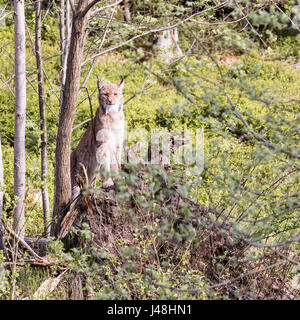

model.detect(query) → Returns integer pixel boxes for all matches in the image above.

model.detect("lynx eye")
[114,93,118,96]
[103,93,109,96]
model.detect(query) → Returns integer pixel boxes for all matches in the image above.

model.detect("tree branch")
[80,0,122,19]
[68,0,75,15]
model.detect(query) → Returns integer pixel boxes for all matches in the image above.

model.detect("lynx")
[70,77,125,201]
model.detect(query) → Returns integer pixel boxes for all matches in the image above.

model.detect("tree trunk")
[35,0,51,237]
[59,0,71,90]
[123,0,131,23]
[59,0,65,90]
[0,136,3,222]
[13,0,26,238]
[51,0,93,237]
[0,136,6,256]
[65,0,71,80]
[154,27,183,63]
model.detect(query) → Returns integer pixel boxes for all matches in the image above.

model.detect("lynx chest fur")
[71,78,125,200]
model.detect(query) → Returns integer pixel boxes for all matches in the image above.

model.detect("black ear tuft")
[97,75,102,91]
[119,75,124,89]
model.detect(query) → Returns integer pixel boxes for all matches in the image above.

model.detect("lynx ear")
[119,75,124,90]
[97,76,102,91]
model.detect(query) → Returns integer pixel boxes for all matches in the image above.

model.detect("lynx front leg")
[96,129,115,189]
[111,146,121,174]
[96,143,114,189]
[109,146,122,190]
[112,131,123,174]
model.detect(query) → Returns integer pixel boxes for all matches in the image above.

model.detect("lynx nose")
[108,98,115,105]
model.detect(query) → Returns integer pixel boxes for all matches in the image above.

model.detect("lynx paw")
[102,178,114,190]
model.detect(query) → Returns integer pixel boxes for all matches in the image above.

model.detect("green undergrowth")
[0,19,299,299]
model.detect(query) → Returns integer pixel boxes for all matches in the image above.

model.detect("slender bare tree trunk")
[65,0,71,81]
[0,136,3,221]
[13,0,26,238]
[123,0,131,22]
[59,0,71,90]
[154,27,182,63]
[52,0,94,237]
[59,0,65,91]
[0,136,6,256]
[35,0,50,237]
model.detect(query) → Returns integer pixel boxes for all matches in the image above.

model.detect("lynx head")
[97,76,124,115]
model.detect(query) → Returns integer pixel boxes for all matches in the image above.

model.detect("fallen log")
[24,236,49,257]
